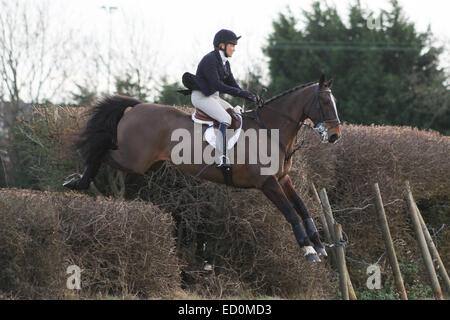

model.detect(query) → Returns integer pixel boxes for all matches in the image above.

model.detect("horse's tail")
[75,95,143,166]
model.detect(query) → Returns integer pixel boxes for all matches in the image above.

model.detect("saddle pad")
[191,113,214,127]
[204,114,242,150]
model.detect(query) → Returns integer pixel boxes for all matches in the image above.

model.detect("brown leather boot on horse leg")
[63,75,341,263]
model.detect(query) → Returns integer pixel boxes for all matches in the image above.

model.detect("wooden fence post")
[413,202,450,296]
[318,188,357,300]
[404,181,444,300]
[311,183,333,245]
[311,183,338,267]
[334,223,349,300]
[373,183,408,300]
[318,189,337,242]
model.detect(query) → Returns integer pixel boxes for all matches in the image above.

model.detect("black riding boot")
[216,122,231,168]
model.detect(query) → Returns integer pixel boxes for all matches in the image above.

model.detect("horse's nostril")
[329,134,339,143]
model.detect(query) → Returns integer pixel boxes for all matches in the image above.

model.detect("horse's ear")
[327,78,334,88]
[319,74,326,87]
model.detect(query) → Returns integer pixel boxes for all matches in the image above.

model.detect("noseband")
[308,85,341,142]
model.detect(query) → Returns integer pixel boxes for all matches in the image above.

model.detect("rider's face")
[220,43,235,57]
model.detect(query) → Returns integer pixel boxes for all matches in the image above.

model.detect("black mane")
[265,82,316,105]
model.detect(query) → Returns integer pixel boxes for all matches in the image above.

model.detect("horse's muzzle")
[327,123,341,144]
[328,133,340,144]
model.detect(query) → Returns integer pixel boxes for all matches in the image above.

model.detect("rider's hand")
[233,105,243,114]
[240,90,257,102]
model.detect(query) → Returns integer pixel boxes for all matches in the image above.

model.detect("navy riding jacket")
[194,50,242,97]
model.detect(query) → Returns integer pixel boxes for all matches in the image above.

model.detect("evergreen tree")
[114,73,149,101]
[71,83,97,106]
[155,78,192,107]
[225,71,266,110]
[264,0,449,134]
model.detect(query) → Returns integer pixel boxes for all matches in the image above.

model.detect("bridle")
[304,85,341,142]
[250,83,341,141]
[241,83,341,164]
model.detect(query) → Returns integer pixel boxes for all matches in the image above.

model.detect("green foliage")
[398,260,434,299]
[71,83,97,106]
[399,261,419,275]
[352,260,434,300]
[355,287,397,300]
[225,71,266,110]
[264,0,449,134]
[114,73,149,101]
[408,282,434,300]
[154,78,192,106]
[9,106,81,190]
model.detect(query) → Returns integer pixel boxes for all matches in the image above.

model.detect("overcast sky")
[26,0,450,98]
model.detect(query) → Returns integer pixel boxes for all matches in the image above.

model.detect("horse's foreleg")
[261,176,321,262]
[279,175,327,257]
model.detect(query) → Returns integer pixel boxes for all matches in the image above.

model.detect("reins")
[194,83,339,180]
[242,84,339,164]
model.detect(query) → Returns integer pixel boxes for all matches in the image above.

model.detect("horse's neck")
[258,88,310,148]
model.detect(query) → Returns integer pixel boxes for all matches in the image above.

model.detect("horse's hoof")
[62,173,81,190]
[305,253,321,263]
[304,246,321,262]
[315,247,328,257]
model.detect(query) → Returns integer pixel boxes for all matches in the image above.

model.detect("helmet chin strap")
[221,44,230,57]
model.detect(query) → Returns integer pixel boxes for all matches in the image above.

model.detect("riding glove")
[239,90,257,102]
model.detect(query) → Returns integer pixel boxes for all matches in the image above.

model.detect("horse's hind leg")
[63,149,146,190]
[105,150,138,173]
[279,175,327,257]
[261,175,321,262]
[78,161,102,189]
[106,149,148,174]
[63,161,101,190]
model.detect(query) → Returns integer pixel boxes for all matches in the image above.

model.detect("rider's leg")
[215,95,233,110]
[191,91,232,166]
[216,122,230,167]
[191,91,232,125]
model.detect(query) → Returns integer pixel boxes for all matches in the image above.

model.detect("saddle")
[192,108,241,130]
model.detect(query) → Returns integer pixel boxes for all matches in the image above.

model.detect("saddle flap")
[192,108,241,130]
[195,109,216,122]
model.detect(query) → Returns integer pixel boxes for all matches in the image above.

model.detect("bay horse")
[64,74,341,262]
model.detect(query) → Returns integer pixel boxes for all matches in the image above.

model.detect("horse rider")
[185,29,258,168]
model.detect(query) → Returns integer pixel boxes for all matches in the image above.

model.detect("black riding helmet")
[213,29,241,57]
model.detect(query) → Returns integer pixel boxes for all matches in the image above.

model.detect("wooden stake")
[318,188,357,300]
[318,189,337,241]
[373,183,408,300]
[413,202,450,296]
[311,183,338,268]
[311,183,332,243]
[404,181,444,300]
[334,223,349,300]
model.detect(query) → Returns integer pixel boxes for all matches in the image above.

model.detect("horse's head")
[305,74,342,144]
